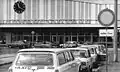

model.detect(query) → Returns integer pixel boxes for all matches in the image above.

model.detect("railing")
[0,19,98,24]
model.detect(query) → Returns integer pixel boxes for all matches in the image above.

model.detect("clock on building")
[13,1,26,14]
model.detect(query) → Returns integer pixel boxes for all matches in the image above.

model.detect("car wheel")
[79,66,82,72]
[87,67,91,72]
[93,62,99,68]
[22,46,25,49]
[8,45,11,48]
[90,68,92,72]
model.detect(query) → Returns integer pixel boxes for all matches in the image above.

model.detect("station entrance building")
[0,0,120,47]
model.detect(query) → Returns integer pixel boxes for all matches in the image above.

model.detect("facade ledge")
[0,23,115,28]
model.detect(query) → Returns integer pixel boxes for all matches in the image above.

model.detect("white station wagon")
[8,48,81,72]
[67,47,93,72]
[80,45,98,67]
[86,44,106,61]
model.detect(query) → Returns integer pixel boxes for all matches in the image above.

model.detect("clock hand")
[17,3,24,10]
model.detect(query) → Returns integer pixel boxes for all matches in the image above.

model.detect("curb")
[0,61,12,66]
[0,56,15,66]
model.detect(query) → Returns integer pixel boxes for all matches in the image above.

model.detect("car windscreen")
[16,53,53,66]
[71,50,87,58]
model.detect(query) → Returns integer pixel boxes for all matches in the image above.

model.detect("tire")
[79,66,82,72]
[22,46,25,49]
[87,67,91,72]
[93,62,99,68]
[8,45,11,48]
[90,68,92,72]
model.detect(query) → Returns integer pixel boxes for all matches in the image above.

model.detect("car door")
[89,48,96,63]
[86,50,93,68]
[64,51,79,72]
[57,52,71,72]
[93,47,98,61]
[68,51,79,72]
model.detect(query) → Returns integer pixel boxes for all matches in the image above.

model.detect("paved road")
[0,48,19,72]
[0,47,19,55]
[0,63,11,72]
[100,50,120,72]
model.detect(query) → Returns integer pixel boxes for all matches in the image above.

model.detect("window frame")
[57,52,66,66]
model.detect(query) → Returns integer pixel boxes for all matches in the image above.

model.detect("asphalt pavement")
[99,48,120,72]
[0,54,16,66]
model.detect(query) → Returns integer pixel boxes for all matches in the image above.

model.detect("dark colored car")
[34,41,59,48]
[60,41,79,48]
[7,40,31,48]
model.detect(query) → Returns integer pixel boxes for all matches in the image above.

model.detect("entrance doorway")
[72,36,77,41]
[65,36,70,42]
[52,35,57,42]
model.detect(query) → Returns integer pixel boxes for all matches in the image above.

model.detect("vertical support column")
[43,33,44,41]
[31,31,35,47]
[5,32,11,44]
[64,33,65,43]
[90,33,93,44]
[71,32,72,41]
[113,0,118,62]
[106,27,108,72]
[50,32,52,42]
[36,33,38,42]
[77,33,79,42]
[56,32,58,43]
[84,33,86,42]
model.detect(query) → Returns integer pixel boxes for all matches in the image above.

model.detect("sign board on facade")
[99,29,114,37]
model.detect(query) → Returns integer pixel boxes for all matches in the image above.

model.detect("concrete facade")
[0,0,119,47]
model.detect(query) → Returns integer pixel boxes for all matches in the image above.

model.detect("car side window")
[90,48,94,54]
[94,47,97,54]
[88,50,91,57]
[64,51,71,62]
[58,52,66,65]
[68,51,74,61]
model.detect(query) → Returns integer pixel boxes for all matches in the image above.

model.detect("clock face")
[14,1,26,14]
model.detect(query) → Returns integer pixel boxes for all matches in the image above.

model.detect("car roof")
[81,45,97,48]
[82,44,100,47]
[18,48,69,53]
[66,47,88,51]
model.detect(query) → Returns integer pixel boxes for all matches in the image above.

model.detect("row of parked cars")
[7,40,60,48]
[8,41,106,72]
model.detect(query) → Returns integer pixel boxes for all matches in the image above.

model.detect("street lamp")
[31,31,35,47]
[113,0,118,62]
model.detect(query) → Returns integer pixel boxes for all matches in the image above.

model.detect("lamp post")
[31,31,35,47]
[113,0,118,62]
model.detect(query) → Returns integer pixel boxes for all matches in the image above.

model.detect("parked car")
[80,45,99,68]
[8,48,82,72]
[0,40,6,44]
[98,44,106,61]
[67,47,93,72]
[34,41,59,48]
[84,44,106,61]
[60,41,79,48]
[7,40,31,48]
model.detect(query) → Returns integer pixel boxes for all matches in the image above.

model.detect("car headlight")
[8,69,13,72]
[81,62,86,66]
[8,67,13,72]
